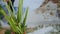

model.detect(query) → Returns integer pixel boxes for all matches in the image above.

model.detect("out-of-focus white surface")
[28,26,58,34]
[26,1,59,28]
[14,0,44,10]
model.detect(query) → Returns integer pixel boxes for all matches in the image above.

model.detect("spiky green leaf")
[17,0,23,23]
[0,8,18,32]
[23,7,28,26]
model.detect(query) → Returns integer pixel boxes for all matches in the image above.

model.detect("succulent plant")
[0,0,28,34]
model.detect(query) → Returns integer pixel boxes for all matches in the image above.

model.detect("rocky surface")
[26,1,60,27]
[27,0,60,34]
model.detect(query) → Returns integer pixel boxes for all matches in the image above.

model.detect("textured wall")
[26,1,60,27]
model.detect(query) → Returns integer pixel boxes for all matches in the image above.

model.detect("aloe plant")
[0,0,28,34]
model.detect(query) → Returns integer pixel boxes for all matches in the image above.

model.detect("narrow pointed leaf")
[8,0,15,14]
[17,0,23,23]
[6,4,17,24]
[0,8,18,32]
[23,7,28,26]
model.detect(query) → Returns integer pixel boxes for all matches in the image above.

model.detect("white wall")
[14,0,44,10]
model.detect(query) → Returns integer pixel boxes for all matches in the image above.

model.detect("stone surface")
[26,1,60,28]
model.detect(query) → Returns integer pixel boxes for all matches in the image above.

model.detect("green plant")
[0,0,28,34]
[5,30,11,34]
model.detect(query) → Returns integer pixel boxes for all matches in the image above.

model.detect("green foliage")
[0,0,28,34]
[0,5,3,19]
[0,13,3,19]
[5,30,11,34]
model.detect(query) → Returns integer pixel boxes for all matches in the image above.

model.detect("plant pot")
[11,31,26,34]
[11,32,15,34]
[24,31,26,34]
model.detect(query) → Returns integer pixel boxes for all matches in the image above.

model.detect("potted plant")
[0,0,28,34]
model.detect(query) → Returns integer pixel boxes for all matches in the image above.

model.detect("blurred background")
[0,0,60,34]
